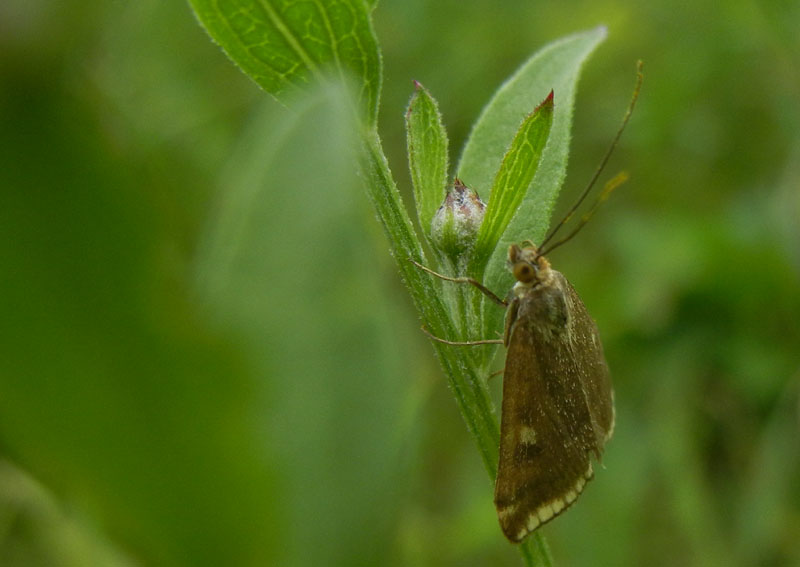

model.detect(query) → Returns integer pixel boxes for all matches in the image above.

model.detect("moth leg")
[420,326,503,346]
[487,368,504,381]
[409,259,507,306]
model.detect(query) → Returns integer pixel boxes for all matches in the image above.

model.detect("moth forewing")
[494,245,613,542]
[560,275,615,449]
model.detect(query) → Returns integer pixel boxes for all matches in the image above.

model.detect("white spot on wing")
[537,503,555,523]
[526,514,540,534]
[497,503,517,520]
[511,457,597,541]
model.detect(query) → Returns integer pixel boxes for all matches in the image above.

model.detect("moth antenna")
[537,61,643,255]
[538,171,628,257]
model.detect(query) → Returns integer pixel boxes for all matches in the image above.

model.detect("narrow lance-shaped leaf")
[406,81,449,237]
[194,84,410,564]
[188,0,382,125]
[469,92,553,276]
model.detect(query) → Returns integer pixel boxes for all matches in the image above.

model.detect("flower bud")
[430,179,486,261]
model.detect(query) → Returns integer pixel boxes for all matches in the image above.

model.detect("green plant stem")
[360,129,553,567]
[360,128,500,474]
[522,533,554,567]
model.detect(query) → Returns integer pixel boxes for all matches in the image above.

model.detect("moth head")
[508,243,551,286]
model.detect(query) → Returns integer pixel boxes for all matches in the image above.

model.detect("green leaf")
[457,26,607,336]
[469,92,553,274]
[458,26,606,203]
[188,0,382,125]
[406,81,449,236]
[195,83,410,564]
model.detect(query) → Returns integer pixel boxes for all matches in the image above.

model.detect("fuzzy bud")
[430,179,486,261]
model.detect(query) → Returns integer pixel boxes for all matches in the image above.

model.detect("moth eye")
[513,262,536,283]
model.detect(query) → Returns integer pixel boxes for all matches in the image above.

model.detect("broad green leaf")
[0,79,407,566]
[195,83,410,565]
[458,27,606,203]
[188,0,382,125]
[406,81,449,236]
[457,26,607,336]
[470,92,553,274]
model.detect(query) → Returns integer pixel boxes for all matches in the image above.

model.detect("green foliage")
[2,1,799,566]
[195,85,409,565]
[469,93,553,278]
[189,3,608,564]
[188,0,382,125]
[406,81,449,237]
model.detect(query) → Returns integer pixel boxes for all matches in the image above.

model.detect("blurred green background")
[1,1,798,566]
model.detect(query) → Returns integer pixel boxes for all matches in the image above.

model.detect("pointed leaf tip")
[469,97,554,274]
[539,90,555,109]
[530,91,555,118]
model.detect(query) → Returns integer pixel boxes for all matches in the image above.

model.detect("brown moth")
[494,242,613,542]
[412,242,614,542]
